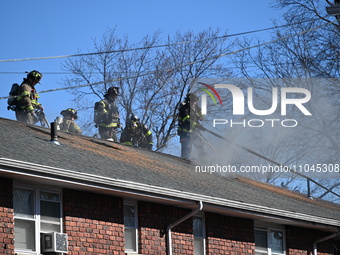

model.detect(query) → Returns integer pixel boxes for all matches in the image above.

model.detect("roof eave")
[0,157,339,231]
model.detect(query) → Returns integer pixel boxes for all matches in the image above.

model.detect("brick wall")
[138,202,257,255]
[63,189,125,255]
[0,177,14,255]
[1,181,337,255]
[205,212,255,255]
[286,226,335,255]
[138,201,193,255]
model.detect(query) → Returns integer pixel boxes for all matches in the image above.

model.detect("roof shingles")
[0,117,339,223]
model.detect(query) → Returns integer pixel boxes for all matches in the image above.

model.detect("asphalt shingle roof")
[0,117,339,225]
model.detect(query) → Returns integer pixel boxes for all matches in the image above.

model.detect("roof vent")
[50,122,60,145]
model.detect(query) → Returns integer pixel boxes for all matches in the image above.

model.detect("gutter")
[166,201,203,255]
[312,230,340,255]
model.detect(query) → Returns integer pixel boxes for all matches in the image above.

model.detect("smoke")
[190,78,340,184]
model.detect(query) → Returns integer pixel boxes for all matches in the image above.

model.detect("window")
[13,186,62,254]
[13,188,35,251]
[255,224,285,255]
[124,201,138,253]
[193,215,206,255]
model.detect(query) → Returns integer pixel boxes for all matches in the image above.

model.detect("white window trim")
[13,184,62,255]
[124,200,138,254]
[254,222,286,255]
[193,213,206,255]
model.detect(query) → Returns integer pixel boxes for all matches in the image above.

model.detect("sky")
[0,0,282,127]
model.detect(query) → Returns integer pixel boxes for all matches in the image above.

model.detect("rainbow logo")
[198,82,223,106]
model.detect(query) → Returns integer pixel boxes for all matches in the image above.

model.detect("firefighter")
[120,115,153,150]
[94,86,120,141]
[177,93,205,159]
[15,70,43,124]
[58,108,82,135]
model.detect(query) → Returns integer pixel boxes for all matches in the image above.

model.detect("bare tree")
[62,28,122,135]
[62,28,233,151]
[152,28,233,150]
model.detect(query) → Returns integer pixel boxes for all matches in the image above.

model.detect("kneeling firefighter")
[56,108,82,135]
[120,115,153,150]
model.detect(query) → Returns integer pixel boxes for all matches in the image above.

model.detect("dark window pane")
[270,230,283,253]
[255,229,268,252]
[40,191,59,201]
[14,188,34,218]
[124,205,136,227]
[41,201,60,222]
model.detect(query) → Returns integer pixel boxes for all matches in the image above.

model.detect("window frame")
[254,223,286,255]
[13,184,63,255]
[40,189,63,233]
[124,200,138,253]
[193,213,206,255]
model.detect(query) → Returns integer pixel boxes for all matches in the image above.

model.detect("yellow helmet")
[60,108,78,119]
[27,70,43,82]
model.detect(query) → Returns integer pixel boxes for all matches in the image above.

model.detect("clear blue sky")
[0,0,282,123]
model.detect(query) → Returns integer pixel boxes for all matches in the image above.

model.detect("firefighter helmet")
[186,93,198,102]
[107,86,119,95]
[27,70,43,83]
[130,115,139,122]
[60,108,78,119]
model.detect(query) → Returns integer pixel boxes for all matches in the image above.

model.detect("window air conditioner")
[41,232,68,253]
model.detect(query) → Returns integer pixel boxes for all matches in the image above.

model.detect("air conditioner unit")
[41,232,68,253]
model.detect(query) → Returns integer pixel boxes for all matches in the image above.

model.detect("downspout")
[166,201,203,255]
[312,230,340,255]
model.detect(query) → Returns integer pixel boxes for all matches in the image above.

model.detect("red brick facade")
[286,226,334,255]
[139,201,193,255]
[63,189,125,255]
[205,213,255,254]
[0,178,14,255]
[0,177,338,255]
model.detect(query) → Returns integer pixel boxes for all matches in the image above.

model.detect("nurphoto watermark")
[190,78,339,181]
